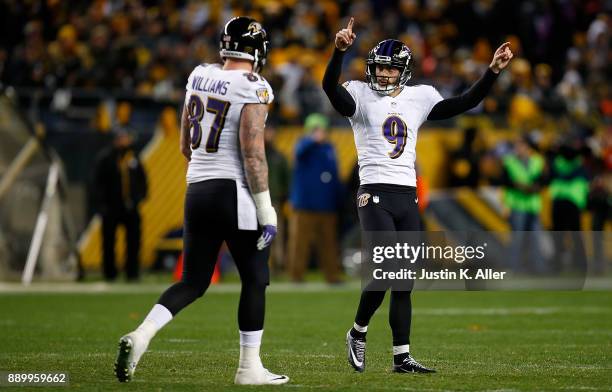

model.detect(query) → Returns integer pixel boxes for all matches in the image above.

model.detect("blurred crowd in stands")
[1,0,610,126]
[447,124,610,271]
[1,0,608,278]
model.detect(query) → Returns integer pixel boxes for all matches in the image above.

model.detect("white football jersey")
[185,63,274,184]
[344,80,443,187]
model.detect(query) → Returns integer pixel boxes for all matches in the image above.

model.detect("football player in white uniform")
[323,17,513,373]
[115,17,289,385]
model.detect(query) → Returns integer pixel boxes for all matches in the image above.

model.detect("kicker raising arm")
[426,69,498,121]
[322,49,357,117]
[427,42,513,121]
[322,17,357,117]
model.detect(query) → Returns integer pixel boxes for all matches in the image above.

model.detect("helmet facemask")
[251,40,269,73]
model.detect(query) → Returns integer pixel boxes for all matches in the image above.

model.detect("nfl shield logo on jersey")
[373,195,380,204]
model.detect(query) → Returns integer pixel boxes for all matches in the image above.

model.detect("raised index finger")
[498,42,510,51]
[347,17,354,32]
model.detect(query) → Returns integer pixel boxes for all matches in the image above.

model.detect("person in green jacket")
[501,135,547,273]
[549,142,589,273]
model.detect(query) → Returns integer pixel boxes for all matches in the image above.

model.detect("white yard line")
[1,279,612,294]
[414,306,612,316]
[0,281,360,294]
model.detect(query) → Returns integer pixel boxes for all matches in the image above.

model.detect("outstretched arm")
[427,42,513,121]
[322,17,357,117]
[427,69,498,120]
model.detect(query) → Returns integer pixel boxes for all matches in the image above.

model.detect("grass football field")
[0,284,611,391]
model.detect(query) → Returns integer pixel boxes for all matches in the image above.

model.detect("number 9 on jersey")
[382,115,408,159]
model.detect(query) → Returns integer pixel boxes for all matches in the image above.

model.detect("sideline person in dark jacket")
[93,130,147,281]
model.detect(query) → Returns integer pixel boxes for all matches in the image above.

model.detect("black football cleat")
[346,330,366,372]
[393,354,436,373]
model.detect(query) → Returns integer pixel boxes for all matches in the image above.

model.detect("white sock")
[239,329,263,347]
[136,304,173,341]
[393,344,410,355]
[353,323,368,333]
[239,330,264,369]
